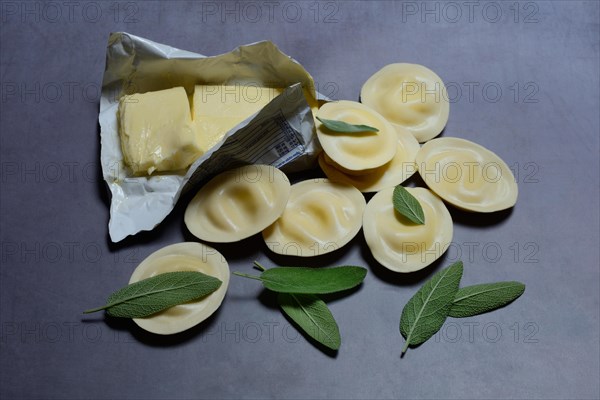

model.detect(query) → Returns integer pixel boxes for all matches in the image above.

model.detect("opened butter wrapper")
[99,32,322,242]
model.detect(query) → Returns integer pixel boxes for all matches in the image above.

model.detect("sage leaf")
[278,292,341,351]
[448,281,525,318]
[234,266,367,294]
[316,116,379,133]
[393,185,425,225]
[400,261,463,354]
[84,271,222,318]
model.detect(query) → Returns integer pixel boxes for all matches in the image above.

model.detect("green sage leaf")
[393,185,425,225]
[278,293,341,351]
[400,261,463,354]
[84,271,222,318]
[316,116,379,133]
[448,281,525,318]
[234,266,367,294]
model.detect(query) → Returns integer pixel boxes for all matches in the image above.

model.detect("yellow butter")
[193,85,285,151]
[118,87,202,175]
[193,85,319,152]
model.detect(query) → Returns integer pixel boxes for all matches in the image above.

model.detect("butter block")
[118,87,202,175]
[193,85,285,151]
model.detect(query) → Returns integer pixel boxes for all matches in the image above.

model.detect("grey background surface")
[1,1,599,399]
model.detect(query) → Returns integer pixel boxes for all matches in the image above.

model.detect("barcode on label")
[276,114,301,149]
[275,142,289,157]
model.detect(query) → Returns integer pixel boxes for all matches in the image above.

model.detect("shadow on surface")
[82,304,224,347]
[200,234,264,263]
[257,288,279,310]
[285,167,327,184]
[449,206,513,228]
[262,233,361,269]
[402,170,428,188]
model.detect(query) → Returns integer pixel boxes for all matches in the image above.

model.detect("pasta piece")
[363,187,453,273]
[361,63,449,143]
[185,165,291,242]
[415,137,518,212]
[263,179,366,257]
[318,126,420,192]
[316,101,397,172]
[129,242,230,335]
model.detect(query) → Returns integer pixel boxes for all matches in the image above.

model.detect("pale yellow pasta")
[316,101,397,172]
[263,179,366,257]
[185,165,291,242]
[129,242,230,335]
[363,187,453,273]
[415,137,518,212]
[361,63,449,143]
[318,126,420,193]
